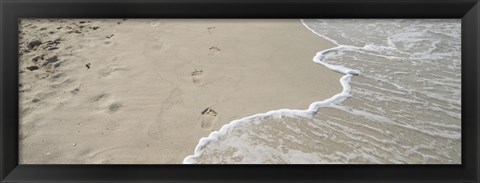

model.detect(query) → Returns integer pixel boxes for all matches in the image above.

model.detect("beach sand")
[19,19,341,164]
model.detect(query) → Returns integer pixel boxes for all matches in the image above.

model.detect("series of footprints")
[193,26,223,129]
[207,26,221,57]
[89,22,126,113]
[19,19,112,81]
[190,68,219,129]
[19,20,117,115]
[189,27,222,85]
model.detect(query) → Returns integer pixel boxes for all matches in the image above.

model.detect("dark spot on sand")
[27,40,42,49]
[67,30,81,34]
[79,21,86,24]
[26,66,39,71]
[108,103,122,112]
[32,98,40,103]
[46,56,58,62]
[46,39,61,46]
[32,55,44,62]
[209,46,221,51]
[106,34,114,39]
[91,26,100,30]
[43,56,59,66]
[86,63,91,70]
[71,88,80,94]
[92,94,108,102]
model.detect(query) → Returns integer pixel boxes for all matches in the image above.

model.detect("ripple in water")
[184,19,461,164]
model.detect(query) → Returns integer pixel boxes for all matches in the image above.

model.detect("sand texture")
[19,19,340,164]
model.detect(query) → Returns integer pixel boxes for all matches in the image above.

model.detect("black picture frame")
[1,0,479,182]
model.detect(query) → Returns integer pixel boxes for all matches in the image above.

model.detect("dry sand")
[19,19,340,164]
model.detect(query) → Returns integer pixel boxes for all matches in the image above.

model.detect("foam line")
[300,19,340,45]
[183,20,361,164]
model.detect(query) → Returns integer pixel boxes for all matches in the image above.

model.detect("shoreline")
[183,20,361,164]
[19,19,342,164]
[183,20,461,164]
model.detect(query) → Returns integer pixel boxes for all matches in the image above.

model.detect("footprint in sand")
[208,46,221,56]
[91,93,122,113]
[103,41,113,47]
[191,69,203,84]
[26,66,39,71]
[92,93,109,102]
[207,27,216,35]
[107,103,122,113]
[201,107,218,128]
[70,87,80,94]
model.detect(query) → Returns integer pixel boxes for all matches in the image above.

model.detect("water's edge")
[182,19,359,164]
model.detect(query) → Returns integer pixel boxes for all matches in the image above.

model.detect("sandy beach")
[19,19,341,164]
